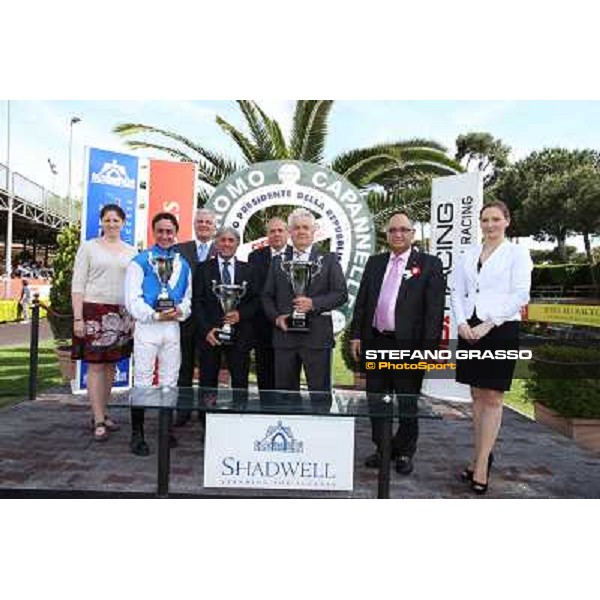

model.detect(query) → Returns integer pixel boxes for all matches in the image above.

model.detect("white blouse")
[450,241,533,327]
[72,239,137,305]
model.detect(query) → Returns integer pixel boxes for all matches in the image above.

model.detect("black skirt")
[455,315,520,392]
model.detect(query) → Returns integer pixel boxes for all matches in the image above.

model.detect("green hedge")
[340,325,360,374]
[525,344,600,418]
[532,264,600,289]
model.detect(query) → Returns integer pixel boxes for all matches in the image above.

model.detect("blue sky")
[2,100,600,198]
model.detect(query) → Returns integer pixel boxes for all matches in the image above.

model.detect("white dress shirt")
[271,246,287,259]
[450,241,533,327]
[292,245,313,261]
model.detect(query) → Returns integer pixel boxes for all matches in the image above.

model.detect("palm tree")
[114,100,462,230]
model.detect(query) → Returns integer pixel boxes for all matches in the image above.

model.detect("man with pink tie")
[350,213,445,475]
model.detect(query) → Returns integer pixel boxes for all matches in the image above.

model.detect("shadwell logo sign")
[204,414,354,491]
[254,421,304,453]
[91,159,136,189]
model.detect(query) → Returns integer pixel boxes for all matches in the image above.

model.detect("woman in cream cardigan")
[71,204,137,442]
[450,200,533,494]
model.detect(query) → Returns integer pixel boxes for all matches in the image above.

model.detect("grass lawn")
[0,341,63,409]
[504,379,534,419]
[332,343,354,387]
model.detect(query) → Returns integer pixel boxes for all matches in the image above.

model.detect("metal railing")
[0,161,74,221]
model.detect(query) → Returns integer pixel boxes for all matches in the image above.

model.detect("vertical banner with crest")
[73,147,140,392]
[147,160,197,244]
[422,172,483,401]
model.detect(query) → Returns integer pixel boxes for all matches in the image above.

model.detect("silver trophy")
[150,252,176,312]
[211,280,248,344]
[280,256,323,331]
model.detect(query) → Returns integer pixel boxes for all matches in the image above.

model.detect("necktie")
[373,255,403,332]
[222,260,231,284]
[197,243,207,262]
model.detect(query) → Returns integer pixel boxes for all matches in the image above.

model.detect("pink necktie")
[374,255,403,332]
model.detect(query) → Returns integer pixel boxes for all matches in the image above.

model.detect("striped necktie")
[222,260,232,284]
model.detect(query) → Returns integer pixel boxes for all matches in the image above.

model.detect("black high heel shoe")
[471,453,494,494]
[462,453,494,483]
[460,466,474,482]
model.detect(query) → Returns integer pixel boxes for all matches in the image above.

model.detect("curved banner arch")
[205,160,376,331]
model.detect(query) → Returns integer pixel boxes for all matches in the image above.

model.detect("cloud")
[450,100,518,131]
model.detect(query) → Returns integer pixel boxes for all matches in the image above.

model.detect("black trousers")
[177,324,199,387]
[176,324,199,421]
[198,344,251,413]
[254,344,276,391]
[365,333,423,458]
[199,344,250,387]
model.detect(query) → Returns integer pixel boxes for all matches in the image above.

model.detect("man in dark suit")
[248,217,289,392]
[193,226,258,394]
[262,208,348,393]
[175,209,217,426]
[350,212,445,475]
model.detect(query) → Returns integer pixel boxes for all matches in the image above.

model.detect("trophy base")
[286,315,310,332]
[216,329,235,345]
[155,297,175,312]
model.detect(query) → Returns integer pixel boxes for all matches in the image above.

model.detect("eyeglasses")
[387,227,414,235]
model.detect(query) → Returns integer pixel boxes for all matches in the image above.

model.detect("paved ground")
[0,320,51,346]
[1,388,599,498]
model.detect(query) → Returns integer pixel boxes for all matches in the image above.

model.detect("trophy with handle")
[280,256,323,331]
[211,280,248,344]
[150,252,176,312]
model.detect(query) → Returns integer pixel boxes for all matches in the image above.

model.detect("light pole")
[67,115,81,220]
[3,100,13,298]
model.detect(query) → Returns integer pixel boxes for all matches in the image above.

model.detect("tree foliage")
[48,224,80,342]
[114,101,462,231]
[490,148,600,256]
[455,131,511,187]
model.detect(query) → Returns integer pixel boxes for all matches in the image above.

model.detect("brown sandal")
[90,416,120,432]
[103,415,121,432]
[93,422,109,442]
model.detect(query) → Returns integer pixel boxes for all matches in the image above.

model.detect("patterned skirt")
[71,302,134,363]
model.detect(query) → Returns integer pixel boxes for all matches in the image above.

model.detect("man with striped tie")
[192,227,259,392]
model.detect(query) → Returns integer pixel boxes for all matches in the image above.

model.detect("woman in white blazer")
[450,200,533,494]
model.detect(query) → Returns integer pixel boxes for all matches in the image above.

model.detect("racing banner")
[146,160,196,244]
[423,172,483,401]
[74,148,140,392]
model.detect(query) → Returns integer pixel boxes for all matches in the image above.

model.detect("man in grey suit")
[175,208,217,427]
[262,208,348,392]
